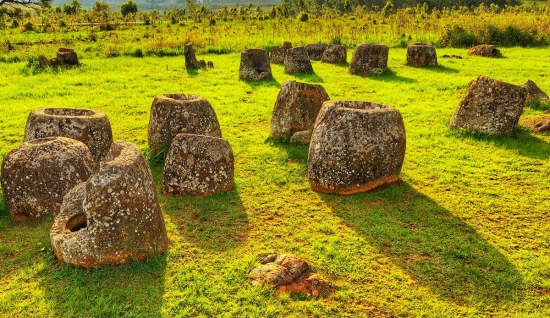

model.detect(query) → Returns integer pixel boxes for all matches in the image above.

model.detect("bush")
[23,21,33,32]
[59,20,68,28]
[121,0,138,17]
[297,12,308,22]
[11,20,19,29]
[132,47,144,57]
[440,26,477,47]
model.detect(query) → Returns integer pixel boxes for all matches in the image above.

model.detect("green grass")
[1,47,550,316]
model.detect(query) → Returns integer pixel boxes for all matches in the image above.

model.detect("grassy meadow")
[0,45,550,317]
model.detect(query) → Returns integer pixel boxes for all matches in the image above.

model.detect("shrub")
[297,12,308,22]
[132,47,144,57]
[59,20,68,28]
[440,26,477,47]
[23,21,33,32]
[11,20,19,29]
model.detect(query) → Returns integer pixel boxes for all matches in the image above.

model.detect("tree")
[120,0,138,17]
[0,0,49,9]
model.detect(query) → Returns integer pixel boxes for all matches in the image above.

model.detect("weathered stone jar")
[305,43,327,61]
[284,47,313,74]
[57,48,79,65]
[1,137,95,222]
[348,43,389,76]
[50,141,168,268]
[162,134,234,196]
[148,93,221,160]
[270,80,330,142]
[24,107,113,163]
[308,101,406,195]
[450,75,526,136]
[406,42,438,67]
[468,44,502,57]
[321,44,346,64]
[239,49,273,81]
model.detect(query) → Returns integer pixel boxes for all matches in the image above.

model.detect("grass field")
[0,47,550,317]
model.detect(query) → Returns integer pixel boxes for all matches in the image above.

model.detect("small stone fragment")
[1,137,95,222]
[284,47,313,74]
[290,130,312,145]
[50,141,168,268]
[406,42,437,67]
[270,80,330,141]
[38,55,51,67]
[207,61,214,68]
[24,108,113,163]
[308,101,406,195]
[248,253,329,297]
[198,60,207,68]
[522,79,549,104]
[348,43,389,76]
[239,49,273,81]
[520,116,550,133]
[450,75,526,136]
[162,134,234,196]
[148,93,222,160]
[321,44,346,64]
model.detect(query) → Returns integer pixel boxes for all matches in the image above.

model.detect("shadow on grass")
[421,64,460,73]
[186,67,200,76]
[265,138,309,169]
[367,68,416,84]
[319,182,523,306]
[290,71,324,83]
[40,253,167,317]
[449,126,550,159]
[151,165,249,252]
[243,77,281,89]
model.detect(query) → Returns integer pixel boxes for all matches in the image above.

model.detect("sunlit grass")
[0,47,549,316]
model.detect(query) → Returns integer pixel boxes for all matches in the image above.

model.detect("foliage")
[120,0,138,18]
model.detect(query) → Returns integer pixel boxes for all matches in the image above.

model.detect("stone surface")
[148,93,222,160]
[184,44,201,69]
[321,44,346,64]
[57,48,79,65]
[468,44,502,57]
[50,141,168,268]
[207,61,214,68]
[348,43,389,76]
[450,75,527,136]
[1,137,95,222]
[520,116,550,133]
[248,253,327,297]
[305,43,327,60]
[270,80,330,141]
[308,101,406,195]
[38,55,51,67]
[406,42,437,67]
[290,130,312,145]
[284,47,313,74]
[24,108,113,163]
[162,134,234,196]
[522,79,549,104]
[239,49,273,81]
[198,60,207,68]
[270,47,285,64]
